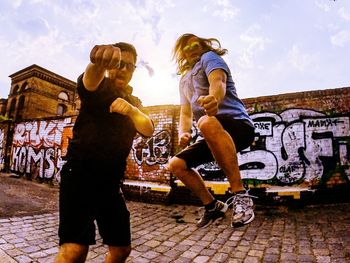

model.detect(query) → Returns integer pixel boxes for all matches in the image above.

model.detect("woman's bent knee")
[197,116,223,137]
[167,157,187,175]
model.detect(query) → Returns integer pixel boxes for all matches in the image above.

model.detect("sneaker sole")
[198,203,229,228]
[198,213,225,228]
[231,212,255,228]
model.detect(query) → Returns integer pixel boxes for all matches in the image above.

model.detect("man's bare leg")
[105,245,131,263]
[55,243,89,263]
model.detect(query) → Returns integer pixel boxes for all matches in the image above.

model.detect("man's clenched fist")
[90,45,121,70]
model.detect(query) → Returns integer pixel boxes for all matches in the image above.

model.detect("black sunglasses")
[117,61,136,71]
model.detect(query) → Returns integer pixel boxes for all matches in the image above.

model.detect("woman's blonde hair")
[172,33,228,75]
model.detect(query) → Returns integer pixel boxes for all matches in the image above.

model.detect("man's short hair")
[113,42,137,63]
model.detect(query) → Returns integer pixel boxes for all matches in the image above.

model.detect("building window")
[13,85,20,94]
[21,82,28,91]
[58,92,69,101]
[18,95,25,110]
[16,95,25,120]
[9,98,16,119]
[57,104,67,116]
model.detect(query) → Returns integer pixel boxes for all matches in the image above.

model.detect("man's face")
[108,51,136,88]
[183,36,204,66]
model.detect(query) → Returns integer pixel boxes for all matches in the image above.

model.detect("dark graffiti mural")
[198,109,350,185]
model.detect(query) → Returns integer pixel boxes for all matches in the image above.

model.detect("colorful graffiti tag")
[10,118,73,183]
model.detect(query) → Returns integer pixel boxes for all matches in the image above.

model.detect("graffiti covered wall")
[3,87,350,190]
[126,106,176,183]
[0,121,11,171]
[9,117,75,184]
[196,109,350,187]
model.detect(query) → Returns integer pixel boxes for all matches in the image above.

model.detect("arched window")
[1,103,6,116]
[21,82,28,91]
[18,95,25,110]
[58,91,69,101]
[13,85,20,94]
[9,98,16,119]
[16,95,25,120]
[57,104,67,116]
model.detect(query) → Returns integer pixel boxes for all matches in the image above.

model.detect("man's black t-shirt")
[66,74,143,165]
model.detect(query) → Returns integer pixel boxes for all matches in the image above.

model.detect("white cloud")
[123,0,174,44]
[287,45,318,71]
[203,0,240,21]
[11,0,22,8]
[331,30,350,47]
[315,0,331,12]
[237,24,270,69]
[327,23,339,32]
[339,7,350,21]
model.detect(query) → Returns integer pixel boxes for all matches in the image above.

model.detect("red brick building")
[3,64,78,121]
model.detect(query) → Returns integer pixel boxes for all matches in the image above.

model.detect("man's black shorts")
[176,116,255,169]
[58,161,130,247]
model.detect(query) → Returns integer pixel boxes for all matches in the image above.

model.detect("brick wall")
[1,87,349,191]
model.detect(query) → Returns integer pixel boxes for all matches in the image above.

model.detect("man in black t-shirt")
[55,42,154,263]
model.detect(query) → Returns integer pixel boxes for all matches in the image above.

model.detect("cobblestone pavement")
[0,201,350,263]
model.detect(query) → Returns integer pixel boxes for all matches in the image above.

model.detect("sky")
[0,0,349,106]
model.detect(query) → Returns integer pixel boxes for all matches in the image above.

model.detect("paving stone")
[153,255,172,262]
[313,248,330,256]
[181,250,198,259]
[193,255,210,263]
[173,257,193,263]
[21,245,41,253]
[153,245,171,253]
[142,251,160,259]
[42,246,59,255]
[0,243,15,250]
[262,254,280,262]
[316,255,331,262]
[13,255,32,263]
[211,252,229,262]
[298,254,316,262]
[243,256,260,263]
[28,250,48,258]
[143,240,161,248]
[5,248,23,257]
[248,249,264,258]
[37,255,56,263]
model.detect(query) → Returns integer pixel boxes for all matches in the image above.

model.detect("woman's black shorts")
[176,117,255,169]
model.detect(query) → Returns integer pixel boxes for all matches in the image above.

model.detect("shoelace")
[225,191,258,208]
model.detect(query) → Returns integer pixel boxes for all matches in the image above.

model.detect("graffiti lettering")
[13,120,65,149]
[307,118,343,128]
[11,146,61,180]
[132,130,171,165]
